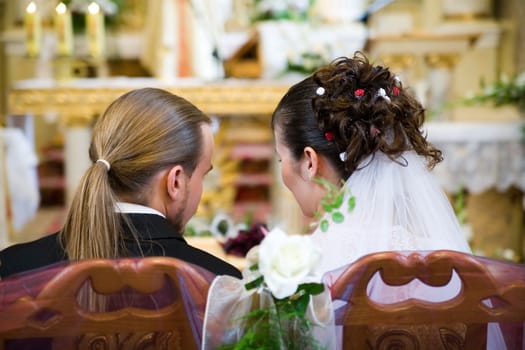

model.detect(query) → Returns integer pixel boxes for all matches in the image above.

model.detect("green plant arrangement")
[216,228,332,350]
[286,51,330,75]
[251,0,315,22]
[462,71,525,112]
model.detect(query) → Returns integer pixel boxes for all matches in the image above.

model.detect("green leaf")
[320,219,329,232]
[217,219,229,235]
[332,193,344,209]
[332,211,344,223]
[321,203,333,212]
[249,263,259,271]
[245,276,264,291]
[293,293,310,315]
[347,195,356,212]
[297,282,325,295]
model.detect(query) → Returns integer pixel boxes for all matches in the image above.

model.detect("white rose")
[258,228,321,299]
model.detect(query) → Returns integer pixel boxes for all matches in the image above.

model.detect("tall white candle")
[24,2,41,57]
[55,2,73,56]
[86,2,105,58]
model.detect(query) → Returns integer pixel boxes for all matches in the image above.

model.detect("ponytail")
[60,160,122,259]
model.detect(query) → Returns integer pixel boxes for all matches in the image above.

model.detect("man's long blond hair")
[59,88,210,260]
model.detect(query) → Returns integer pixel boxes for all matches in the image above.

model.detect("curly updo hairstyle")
[272,52,442,180]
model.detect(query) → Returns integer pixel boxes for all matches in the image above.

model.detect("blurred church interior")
[0,0,523,266]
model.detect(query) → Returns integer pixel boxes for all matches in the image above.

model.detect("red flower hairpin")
[324,132,334,141]
[354,89,365,97]
[393,86,400,96]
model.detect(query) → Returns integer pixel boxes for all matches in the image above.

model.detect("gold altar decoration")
[8,80,290,126]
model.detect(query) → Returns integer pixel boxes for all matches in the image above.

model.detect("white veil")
[311,150,506,350]
[311,150,471,276]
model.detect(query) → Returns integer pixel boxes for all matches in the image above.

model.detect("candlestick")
[86,2,105,58]
[55,2,73,57]
[24,1,42,57]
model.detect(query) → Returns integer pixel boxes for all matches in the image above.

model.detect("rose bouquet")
[203,228,336,350]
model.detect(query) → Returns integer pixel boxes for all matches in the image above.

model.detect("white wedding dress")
[310,151,506,350]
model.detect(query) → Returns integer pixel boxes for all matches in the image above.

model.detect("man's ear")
[166,165,187,201]
[301,146,319,181]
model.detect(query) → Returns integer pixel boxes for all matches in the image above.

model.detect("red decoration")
[354,89,365,97]
[393,86,400,96]
[324,132,334,141]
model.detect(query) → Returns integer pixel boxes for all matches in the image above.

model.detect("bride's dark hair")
[272,51,442,180]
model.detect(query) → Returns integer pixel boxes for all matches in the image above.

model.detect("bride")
[269,52,506,349]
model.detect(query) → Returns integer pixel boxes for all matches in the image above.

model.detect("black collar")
[123,213,187,242]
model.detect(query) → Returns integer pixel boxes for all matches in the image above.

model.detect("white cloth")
[426,121,525,194]
[114,202,165,218]
[3,128,40,231]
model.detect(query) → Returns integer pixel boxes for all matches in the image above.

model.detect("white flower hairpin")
[316,87,325,96]
[376,88,391,103]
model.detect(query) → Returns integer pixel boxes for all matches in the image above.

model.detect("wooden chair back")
[0,257,214,350]
[330,250,525,350]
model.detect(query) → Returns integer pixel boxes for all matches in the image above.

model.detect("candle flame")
[56,3,67,15]
[26,2,37,14]
[88,2,100,15]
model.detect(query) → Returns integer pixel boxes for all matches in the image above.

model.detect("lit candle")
[24,1,42,57]
[55,2,73,56]
[86,2,105,58]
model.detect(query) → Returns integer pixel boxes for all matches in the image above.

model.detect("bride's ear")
[301,146,319,181]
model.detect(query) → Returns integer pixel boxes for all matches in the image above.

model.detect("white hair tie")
[96,159,111,171]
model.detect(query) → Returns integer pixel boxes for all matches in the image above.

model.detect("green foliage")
[314,178,355,232]
[287,52,329,75]
[217,219,230,236]
[183,225,211,237]
[463,72,525,112]
[219,282,326,350]
[251,0,315,22]
[437,71,525,115]
[245,275,264,291]
[454,187,467,226]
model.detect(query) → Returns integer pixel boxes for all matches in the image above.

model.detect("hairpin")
[376,88,391,103]
[316,87,325,96]
[354,89,365,98]
[339,152,346,162]
[393,86,400,96]
[324,132,334,141]
[393,76,402,96]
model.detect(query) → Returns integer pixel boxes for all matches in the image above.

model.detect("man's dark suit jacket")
[0,213,242,279]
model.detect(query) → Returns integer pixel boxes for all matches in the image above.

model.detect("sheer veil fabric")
[312,150,506,350]
[311,150,471,277]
